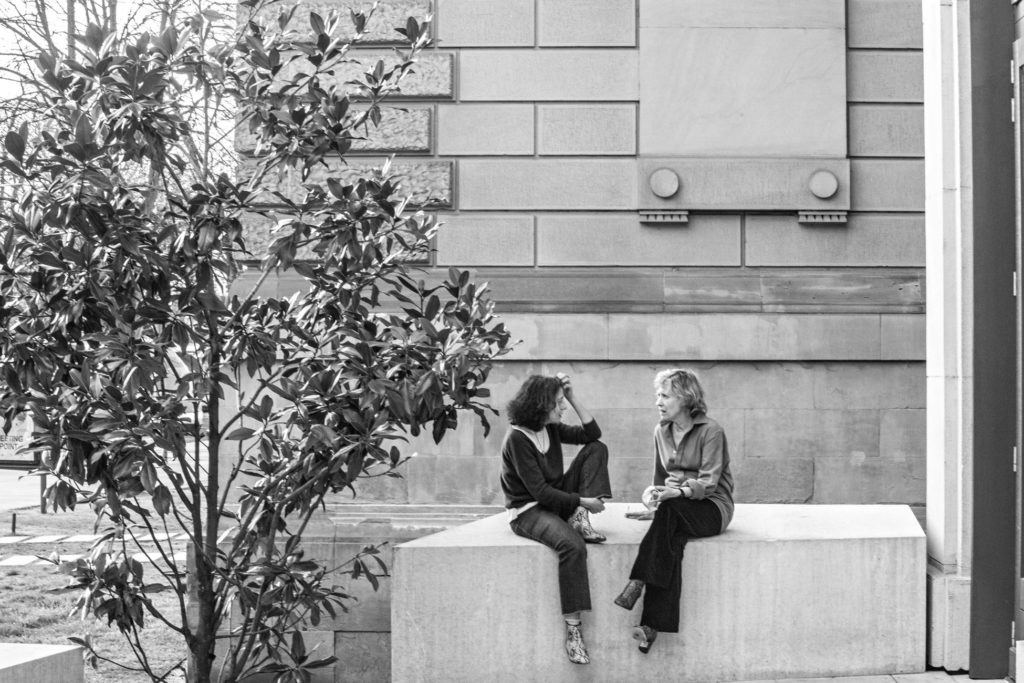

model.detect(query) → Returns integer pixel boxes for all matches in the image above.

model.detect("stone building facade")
[243,0,926,513]
[233,0,1024,680]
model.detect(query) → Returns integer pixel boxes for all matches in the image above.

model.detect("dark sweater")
[500,420,602,519]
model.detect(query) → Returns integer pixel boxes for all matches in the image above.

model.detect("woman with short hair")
[500,372,612,665]
[615,368,735,653]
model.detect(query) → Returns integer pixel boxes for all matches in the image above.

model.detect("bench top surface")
[0,643,80,668]
[397,503,924,549]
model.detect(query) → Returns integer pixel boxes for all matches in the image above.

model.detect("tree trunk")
[65,0,75,58]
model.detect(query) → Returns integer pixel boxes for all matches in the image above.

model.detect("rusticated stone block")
[849,104,924,157]
[654,313,883,360]
[882,314,925,360]
[245,0,431,45]
[537,104,637,155]
[217,630,335,682]
[276,50,454,99]
[536,213,739,266]
[458,159,637,210]
[641,0,844,28]
[500,313,610,361]
[813,455,926,505]
[744,409,881,460]
[344,470,410,504]
[235,107,432,155]
[668,269,925,313]
[483,270,665,311]
[499,312,892,361]
[745,213,925,268]
[459,49,639,101]
[701,364,818,411]
[436,104,534,155]
[405,455,504,505]
[730,457,814,503]
[848,51,924,103]
[537,0,636,46]
[333,632,391,683]
[663,272,763,311]
[759,267,925,312]
[880,409,926,461]
[435,0,534,46]
[239,211,278,257]
[851,159,925,211]
[847,0,922,49]
[606,455,656,500]
[239,158,453,207]
[400,412,479,459]
[812,363,925,410]
[435,213,535,266]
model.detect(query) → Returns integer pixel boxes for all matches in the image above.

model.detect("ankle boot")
[570,506,606,543]
[565,622,590,664]
[632,624,657,654]
[614,579,643,610]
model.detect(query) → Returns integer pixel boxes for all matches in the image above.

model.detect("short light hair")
[654,368,707,416]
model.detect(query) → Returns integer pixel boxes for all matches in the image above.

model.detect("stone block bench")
[0,643,83,683]
[392,503,925,683]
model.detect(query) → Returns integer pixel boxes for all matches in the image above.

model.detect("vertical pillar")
[923,0,972,671]
[967,0,1016,677]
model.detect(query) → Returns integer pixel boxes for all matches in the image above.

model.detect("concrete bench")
[392,503,925,683]
[0,643,83,683]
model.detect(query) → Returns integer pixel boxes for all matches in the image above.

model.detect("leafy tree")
[0,3,511,682]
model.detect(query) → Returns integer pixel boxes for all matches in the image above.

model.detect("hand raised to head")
[555,372,574,401]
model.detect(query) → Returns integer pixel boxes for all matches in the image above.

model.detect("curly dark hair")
[506,375,561,431]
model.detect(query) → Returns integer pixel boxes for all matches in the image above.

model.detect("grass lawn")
[0,505,187,682]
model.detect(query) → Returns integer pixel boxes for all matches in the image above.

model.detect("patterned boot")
[569,506,606,543]
[614,579,644,610]
[565,620,590,664]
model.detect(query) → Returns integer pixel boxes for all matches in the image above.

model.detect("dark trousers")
[509,441,611,615]
[628,496,721,632]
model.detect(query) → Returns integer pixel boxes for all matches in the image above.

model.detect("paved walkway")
[758,674,996,683]
[0,530,189,566]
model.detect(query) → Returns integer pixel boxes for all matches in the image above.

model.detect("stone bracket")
[640,210,689,225]
[798,210,848,225]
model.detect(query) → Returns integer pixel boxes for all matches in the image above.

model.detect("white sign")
[0,413,35,466]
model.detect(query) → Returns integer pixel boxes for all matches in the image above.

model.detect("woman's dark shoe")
[570,506,606,543]
[632,624,657,654]
[564,622,590,664]
[614,579,643,610]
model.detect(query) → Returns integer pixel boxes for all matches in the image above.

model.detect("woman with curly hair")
[614,368,734,654]
[499,372,611,665]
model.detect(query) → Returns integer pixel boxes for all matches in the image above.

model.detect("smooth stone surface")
[640,21,846,156]
[393,503,926,682]
[0,643,83,683]
[538,0,635,46]
[537,104,637,155]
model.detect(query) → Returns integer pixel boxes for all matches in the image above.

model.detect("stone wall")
[238,0,926,514]
[233,1,926,678]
